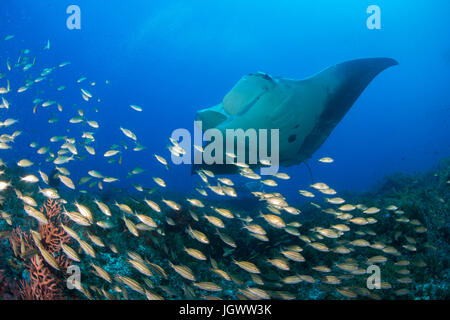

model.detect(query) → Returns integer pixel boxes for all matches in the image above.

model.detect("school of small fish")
[0,35,442,300]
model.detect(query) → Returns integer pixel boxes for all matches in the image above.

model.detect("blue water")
[1,0,449,201]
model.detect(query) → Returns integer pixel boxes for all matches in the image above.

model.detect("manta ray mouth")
[235,93,264,116]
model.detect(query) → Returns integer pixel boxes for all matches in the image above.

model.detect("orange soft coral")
[11,199,74,300]
[19,255,65,300]
[9,226,34,258]
[38,199,71,257]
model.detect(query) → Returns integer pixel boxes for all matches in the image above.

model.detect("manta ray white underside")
[194,58,398,174]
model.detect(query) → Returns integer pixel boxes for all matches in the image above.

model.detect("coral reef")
[338,157,450,299]
[6,200,73,300]
[0,158,448,300]
[0,243,20,300]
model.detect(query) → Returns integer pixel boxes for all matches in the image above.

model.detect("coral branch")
[9,199,73,300]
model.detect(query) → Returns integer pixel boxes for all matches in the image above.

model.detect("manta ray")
[194,58,398,174]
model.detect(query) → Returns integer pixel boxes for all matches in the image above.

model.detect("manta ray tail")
[303,161,314,185]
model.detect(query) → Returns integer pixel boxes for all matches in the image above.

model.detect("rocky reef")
[0,158,448,300]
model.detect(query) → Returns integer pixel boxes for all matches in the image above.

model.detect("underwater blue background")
[1,0,449,201]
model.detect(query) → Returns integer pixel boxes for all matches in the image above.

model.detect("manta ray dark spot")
[288,134,296,143]
[294,124,300,129]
